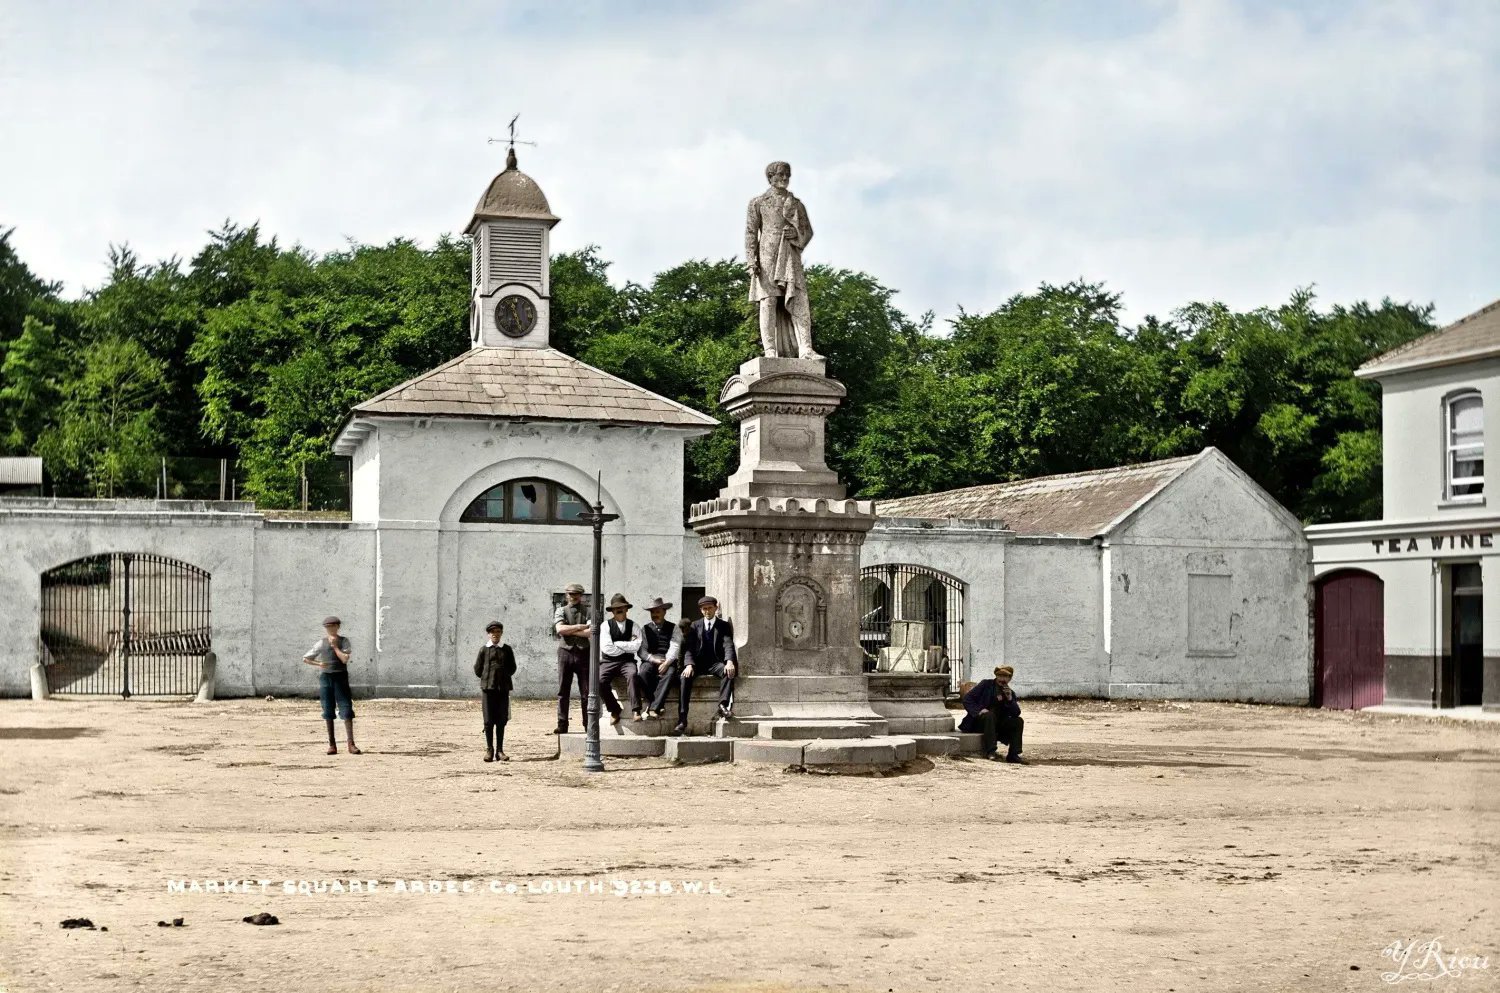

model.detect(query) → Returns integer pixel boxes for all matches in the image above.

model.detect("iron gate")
[40,553,211,697]
[858,563,966,688]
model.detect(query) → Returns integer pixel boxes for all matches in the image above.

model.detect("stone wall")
[1105,454,1311,703]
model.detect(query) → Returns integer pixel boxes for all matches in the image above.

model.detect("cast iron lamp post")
[577,482,618,773]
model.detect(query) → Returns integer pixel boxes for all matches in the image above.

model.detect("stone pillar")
[690,357,883,722]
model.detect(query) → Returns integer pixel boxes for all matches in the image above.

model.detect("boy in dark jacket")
[474,621,517,762]
[959,665,1025,763]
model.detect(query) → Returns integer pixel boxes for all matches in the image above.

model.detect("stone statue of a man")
[745,161,822,360]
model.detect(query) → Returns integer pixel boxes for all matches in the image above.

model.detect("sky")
[1,0,1496,327]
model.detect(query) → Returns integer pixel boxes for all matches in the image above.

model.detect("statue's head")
[765,161,791,190]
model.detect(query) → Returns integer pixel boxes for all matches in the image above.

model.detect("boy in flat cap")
[302,615,360,755]
[552,582,592,734]
[959,665,1025,763]
[474,621,517,762]
[677,594,737,734]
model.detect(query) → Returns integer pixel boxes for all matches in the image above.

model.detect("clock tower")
[465,146,560,349]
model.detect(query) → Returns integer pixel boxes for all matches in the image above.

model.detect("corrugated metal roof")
[1358,298,1500,378]
[0,456,43,485]
[874,451,1206,537]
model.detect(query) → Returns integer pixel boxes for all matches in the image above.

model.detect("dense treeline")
[0,224,1431,521]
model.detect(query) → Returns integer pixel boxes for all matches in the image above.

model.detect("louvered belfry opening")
[483,222,544,289]
[39,553,211,698]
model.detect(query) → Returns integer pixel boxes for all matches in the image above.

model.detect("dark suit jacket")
[473,644,517,692]
[961,678,1021,720]
[684,617,737,670]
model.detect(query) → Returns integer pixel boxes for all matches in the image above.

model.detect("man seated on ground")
[959,665,1025,763]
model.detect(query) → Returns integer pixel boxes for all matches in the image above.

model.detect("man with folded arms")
[598,593,644,726]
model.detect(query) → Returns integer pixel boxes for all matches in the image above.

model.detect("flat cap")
[697,595,718,606]
[322,615,342,626]
[485,620,503,632]
[564,582,585,594]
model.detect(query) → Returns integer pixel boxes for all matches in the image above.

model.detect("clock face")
[494,294,538,338]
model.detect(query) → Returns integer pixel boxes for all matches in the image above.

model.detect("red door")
[1315,571,1385,709]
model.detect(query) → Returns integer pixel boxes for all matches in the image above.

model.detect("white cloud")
[1,0,1494,327]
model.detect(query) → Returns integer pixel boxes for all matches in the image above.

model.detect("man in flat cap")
[597,593,644,726]
[301,615,360,755]
[552,583,592,735]
[677,594,737,734]
[959,665,1025,763]
[637,596,683,720]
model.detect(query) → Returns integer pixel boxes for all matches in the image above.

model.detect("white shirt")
[600,618,643,657]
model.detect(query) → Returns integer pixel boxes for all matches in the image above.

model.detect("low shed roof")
[874,451,1209,538]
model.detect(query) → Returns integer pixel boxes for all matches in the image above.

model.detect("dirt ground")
[1,696,1496,993]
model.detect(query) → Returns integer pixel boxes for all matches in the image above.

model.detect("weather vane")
[487,114,537,151]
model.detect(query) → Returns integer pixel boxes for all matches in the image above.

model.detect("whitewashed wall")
[1002,539,1107,695]
[1,415,698,700]
[1105,456,1311,703]
[0,501,261,696]
[1379,358,1500,523]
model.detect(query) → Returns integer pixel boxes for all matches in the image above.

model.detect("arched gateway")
[40,553,210,697]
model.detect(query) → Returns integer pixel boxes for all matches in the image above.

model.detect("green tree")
[38,336,166,496]
[0,227,59,349]
[0,315,67,454]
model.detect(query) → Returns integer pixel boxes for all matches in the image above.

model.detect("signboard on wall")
[1370,531,1494,555]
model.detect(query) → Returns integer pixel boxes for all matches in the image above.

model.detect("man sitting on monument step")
[959,666,1026,763]
[598,594,644,726]
[676,595,737,734]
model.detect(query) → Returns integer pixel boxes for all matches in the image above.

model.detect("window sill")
[1438,497,1486,510]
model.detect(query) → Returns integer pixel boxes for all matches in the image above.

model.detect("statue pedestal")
[719,357,846,500]
[690,357,883,723]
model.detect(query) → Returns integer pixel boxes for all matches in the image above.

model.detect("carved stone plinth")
[690,359,883,723]
[720,357,845,500]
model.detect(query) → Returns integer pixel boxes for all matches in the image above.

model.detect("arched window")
[1445,392,1484,500]
[460,478,590,524]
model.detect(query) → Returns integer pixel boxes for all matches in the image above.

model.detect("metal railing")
[859,563,967,690]
[40,553,211,697]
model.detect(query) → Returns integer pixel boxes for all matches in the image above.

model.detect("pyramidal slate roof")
[334,348,717,452]
[1358,297,1500,378]
[874,450,1209,538]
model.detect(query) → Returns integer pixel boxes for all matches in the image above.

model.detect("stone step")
[907,734,960,756]
[665,738,733,764]
[728,736,921,768]
[730,739,807,765]
[558,733,665,758]
[882,715,961,735]
[752,720,880,741]
[801,737,917,767]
